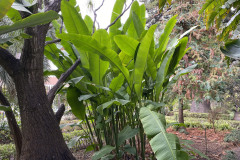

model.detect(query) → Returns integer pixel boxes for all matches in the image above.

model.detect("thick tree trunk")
[190,100,211,113]
[13,24,75,159]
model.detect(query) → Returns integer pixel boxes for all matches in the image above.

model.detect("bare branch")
[55,104,65,124]
[105,0,134,31]
[92,0,105,34]
[0,47,21,78]
[0,90,22,159]
[45,39,61,46]
[48,59,81,106]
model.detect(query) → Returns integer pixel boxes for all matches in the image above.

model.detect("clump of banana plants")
[45,0,197,159]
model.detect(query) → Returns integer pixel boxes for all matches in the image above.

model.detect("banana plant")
[44,0,196,159]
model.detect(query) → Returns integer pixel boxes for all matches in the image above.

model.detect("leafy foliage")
[44,0,195,159]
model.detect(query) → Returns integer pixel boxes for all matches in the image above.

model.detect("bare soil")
[72,128,240,160]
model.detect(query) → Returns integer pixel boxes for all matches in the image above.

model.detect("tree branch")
[55,104,65,124]
[0,90,22,159]
[105,0,134,30]
[45,39,61,46]
[0,47,21,78]
[48,59,81,106]
[92,0,105,34]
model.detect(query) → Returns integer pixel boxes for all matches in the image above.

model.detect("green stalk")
[111,106,119,159]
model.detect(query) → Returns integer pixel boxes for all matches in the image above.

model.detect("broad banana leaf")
[57,33,131,86]
[134,24,157,98]
[140,107,189,160]
[61,0,90,35]
[0,11,59,35]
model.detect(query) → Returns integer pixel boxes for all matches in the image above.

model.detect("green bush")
[173,110,232,120]
[166,116,240,130]
[0,143,15,160]
[0,130,12,144]
[222,150,237,160]
[62,130,84,142]
[224,129,240,143]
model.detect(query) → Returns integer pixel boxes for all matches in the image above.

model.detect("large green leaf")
[97,99,130,115]
[155,48,175,101]
[61,0,90,35]
[84,15,94,34]
[90,29,110,85]
[146,54,157,80]
[154,15,177,65]
[109,0,126,51]
[114,35,139,57]
[58,33,130,85]
[134,24,157,98]
[109,73,125,92]
[140,107,188,160]
[0,0,15,19]
[167,37,189,75]
[67,86,85,120]
[118,125,139,146]
[220,39,240,59]
[132,11,144,38]
[127,1,146,39]
[0,11,59,35]
[92,145,115,160]
[6,8,22,22]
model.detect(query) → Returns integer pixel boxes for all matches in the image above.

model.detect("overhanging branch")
[47,59,81,106]
[105,0,134,30]
[92,0,105,34]
[0,47,21,78]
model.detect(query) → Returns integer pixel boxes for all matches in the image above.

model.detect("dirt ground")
[72,128,240,160]
[167,128,240,160]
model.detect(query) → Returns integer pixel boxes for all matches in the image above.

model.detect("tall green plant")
[45,0,196,159]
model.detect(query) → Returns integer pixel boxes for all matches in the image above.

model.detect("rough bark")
[56,104,65,124]
[10,23,75,159]
[190,100,211,113]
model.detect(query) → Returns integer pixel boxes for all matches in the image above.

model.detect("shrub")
[174,110,232,120]
[222,150,237,160]
[62,130,85,142]
[224,129,240,143]
[0,143,15,160]
[166,116,240,130]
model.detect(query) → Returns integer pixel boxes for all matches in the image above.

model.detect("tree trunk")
[234,112,240,121]
[190,100,211,113]
[13,24,75,159]
[178,99,184,124]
